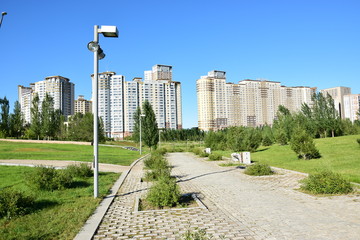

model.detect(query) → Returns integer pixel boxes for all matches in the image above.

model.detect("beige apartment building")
[18,76,74,123]
[320,86,351,119]
[344,94,360,122]
[93,65,182,139]
[74,95,92,114]
[197,71,316,131]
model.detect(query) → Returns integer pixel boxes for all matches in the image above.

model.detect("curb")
[74,154,149,240]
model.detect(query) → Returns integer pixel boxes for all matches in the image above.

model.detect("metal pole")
[139,115,142,155]
[93,25,99,198]
[0,12,7,28]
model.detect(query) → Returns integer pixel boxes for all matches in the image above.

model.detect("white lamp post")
[0,12,7,28]
[139,114,145,155]
[87,25,118,198]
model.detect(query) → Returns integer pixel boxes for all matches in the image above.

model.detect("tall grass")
[0,165,119,239]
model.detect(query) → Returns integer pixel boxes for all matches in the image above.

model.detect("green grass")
[215,134,360,183]
[0,165,119,240]
[0,141,142,165]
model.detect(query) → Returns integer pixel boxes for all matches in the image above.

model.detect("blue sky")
[1,0,359,128]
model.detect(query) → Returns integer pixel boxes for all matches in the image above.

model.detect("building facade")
[93,65,182,139]
[74,95,92,114]
[18,76,75,123]
[320,86,351,119]
[344,94,360,122]
[197,70,316,131]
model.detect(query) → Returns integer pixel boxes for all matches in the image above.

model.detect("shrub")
[181,228,213,240]
[192,148,203,156]
[65,163,93,178]
[208,153,222,161]
[357,139,360,146]
[300,171,353,194]
[143,152,171,181]
[0,188,35,219]
[244,163,273,176]
[146,177,181,208]
[199,152,209,158]
[262,135,273,146]
[26,166,73,191]
[290,128,321,160]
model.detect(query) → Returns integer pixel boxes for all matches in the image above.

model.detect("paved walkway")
[92,152,360,239]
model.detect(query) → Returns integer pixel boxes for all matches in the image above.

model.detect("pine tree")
[290,127,321,160]
[0,97,10,137]
[10,101,25,138]
[30,93,41,139]
[142,100,159,149]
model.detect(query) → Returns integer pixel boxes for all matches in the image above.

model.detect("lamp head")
[99,25,119,38]
[1,12,7,16]
[87,41,99,52]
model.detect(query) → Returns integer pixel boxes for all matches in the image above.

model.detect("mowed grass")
[0,141,141,165]
[0,165,119,240]
[217,134,360,183]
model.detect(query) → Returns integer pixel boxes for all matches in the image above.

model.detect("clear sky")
[1,0,359,128]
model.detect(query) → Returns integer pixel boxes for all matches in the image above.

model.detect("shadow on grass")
[70,180,91,189]
[33,199,59,211]
[255,147,270,153]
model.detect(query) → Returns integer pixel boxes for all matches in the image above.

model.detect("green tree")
[30,93,41,139]
[132,107,141,143]
[273,105,294,144]
[142,100,159,149]
[10,101,25,138]
[68,112,105,142]
[0,97,10,137]
[290,127,321,160]
[41,93,55,139]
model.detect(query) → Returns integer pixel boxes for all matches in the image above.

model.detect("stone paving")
[92,152,360,240]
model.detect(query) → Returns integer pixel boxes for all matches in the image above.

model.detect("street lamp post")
[87,25,118,198]
[0,12,7,28]
[139,114,145,155]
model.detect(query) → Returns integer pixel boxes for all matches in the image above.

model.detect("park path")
[168,152,360,240]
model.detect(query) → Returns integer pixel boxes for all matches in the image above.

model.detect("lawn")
[215,134,360,183]
[0,141,143,165]
[0,165,119,240]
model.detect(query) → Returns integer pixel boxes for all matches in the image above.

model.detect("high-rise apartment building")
[18,85,34,123]
[18,76,75,122]
[197,70,316,131]
[93,65,182,139]
[344,94,360,122]
[74,95,92,114]
[320,87,351,119]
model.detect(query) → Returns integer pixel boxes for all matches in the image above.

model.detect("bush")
[181,228,213,240]
[146,177,181,208]
[143,152,171,181]
[244,163,273,176]
[208,153,222,161]
[65,163,93,178]
[290,128,321,160]
[26,166,73,191]
[192,148,203,156]
[199,152,209,158]
[262,135,273,146]
[0,188,35,219]
[357,139,360,146]
[300,171,353,194]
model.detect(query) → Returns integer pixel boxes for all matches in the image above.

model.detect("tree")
[290,127,321,160]
[30,93,41,139]
[0,97,10,137]
[41,93,55,139]
[141,100,159,149]
[132,107,141,143]
[67,112,105,142]
[10,101,25,138]
[273,105,294,144]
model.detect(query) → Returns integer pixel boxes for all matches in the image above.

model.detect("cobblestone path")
[168,153,360,240]
[93,152,360,240]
